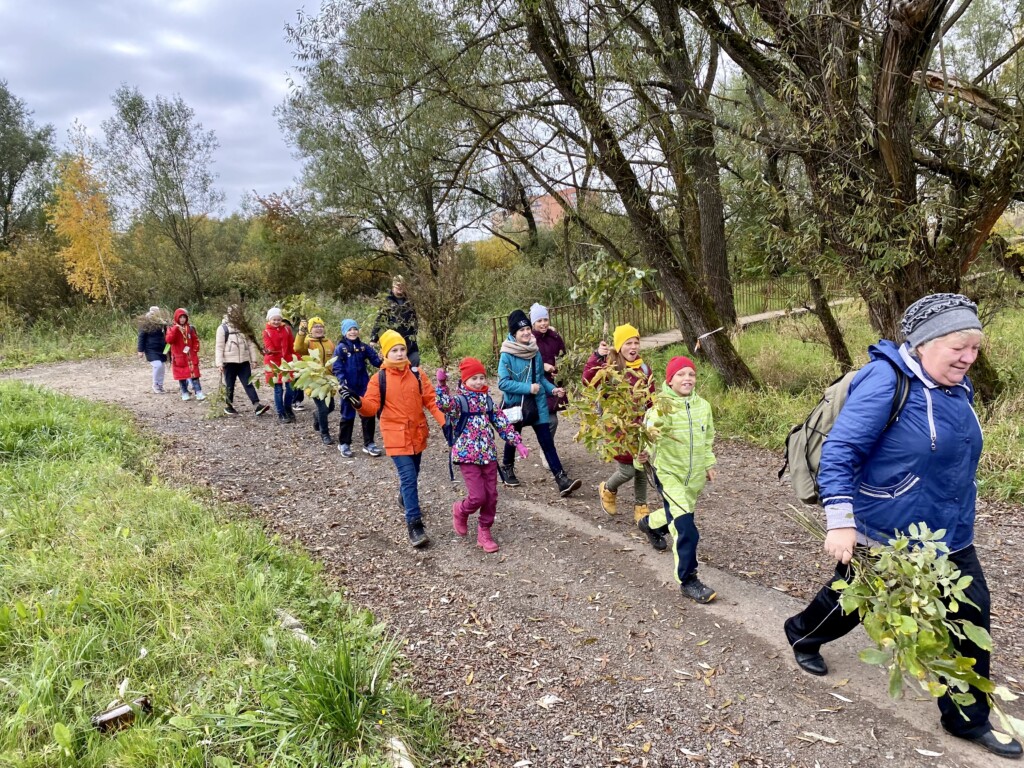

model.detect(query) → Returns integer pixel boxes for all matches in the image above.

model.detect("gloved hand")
[338,383,361,409]
[436,368,448,385]
[516,443,530,460]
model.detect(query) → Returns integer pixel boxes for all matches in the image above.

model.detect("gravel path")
[6,357,1023,767]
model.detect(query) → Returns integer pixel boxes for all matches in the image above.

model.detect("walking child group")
[137,300,719,604]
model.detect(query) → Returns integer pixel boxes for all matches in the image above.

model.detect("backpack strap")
[376,369,387,417]
[377,366,423,417]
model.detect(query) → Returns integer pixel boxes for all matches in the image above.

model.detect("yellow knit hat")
[613,324,640,352]
[379,329,406,358]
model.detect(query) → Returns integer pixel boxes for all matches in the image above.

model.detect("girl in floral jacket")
[435,357,528,553]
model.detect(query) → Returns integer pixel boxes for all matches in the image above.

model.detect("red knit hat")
[460,357,487,383]
[665,356,696,383]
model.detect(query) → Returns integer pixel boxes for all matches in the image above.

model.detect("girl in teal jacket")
[497,309,581,497]
[638,356,717,603]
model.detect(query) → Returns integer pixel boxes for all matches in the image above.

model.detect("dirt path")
[7,358,1023,767]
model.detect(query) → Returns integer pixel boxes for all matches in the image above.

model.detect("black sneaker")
[292,403,306,412]
[254,404,270,416]
[320,434,334,445]
[223,405,239,416]
[681,575,716,604]
[637,516,668,551]
[555,471,582,497]
[283,412,296,424]
[408,519,429,548]
[499,464,520,487]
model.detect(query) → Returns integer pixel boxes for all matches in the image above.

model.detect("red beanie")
[460,357,487,383]
[665,356,696,383]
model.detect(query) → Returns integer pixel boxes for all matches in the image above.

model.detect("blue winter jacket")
[819,339,982,552]
[332,337,383,420]
[497,337,555,426]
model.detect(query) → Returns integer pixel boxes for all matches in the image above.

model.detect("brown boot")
[598,482,617,514]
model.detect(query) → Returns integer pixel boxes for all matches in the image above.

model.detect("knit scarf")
[500,338,539,360]
[624,356,646,370]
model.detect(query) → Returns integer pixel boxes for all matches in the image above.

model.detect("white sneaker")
[181,393,191,401]
[195,393,206,401]
[541,457,549,469]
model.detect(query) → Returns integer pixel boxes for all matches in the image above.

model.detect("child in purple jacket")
[436,357,528,553]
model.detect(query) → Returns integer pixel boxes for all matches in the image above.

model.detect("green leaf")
[53,722,73,753]
[888,664,904,698]
[859,647,890,666]
[961,621,993,651]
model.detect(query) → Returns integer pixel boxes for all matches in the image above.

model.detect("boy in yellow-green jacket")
[636,355,718,603]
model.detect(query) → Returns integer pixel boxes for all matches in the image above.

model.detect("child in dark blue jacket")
[332,319,384,458]
[136,306,168,394]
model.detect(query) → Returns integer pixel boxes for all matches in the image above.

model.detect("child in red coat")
[165,308,205,401]
[263,306,297,422]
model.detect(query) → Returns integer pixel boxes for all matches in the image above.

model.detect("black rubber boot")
[500,464,520,487]
[408,518,429,548]
[637,516,668,551]
[555,471,582,497]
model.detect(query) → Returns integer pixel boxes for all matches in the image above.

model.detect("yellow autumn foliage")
[50,153,118,306]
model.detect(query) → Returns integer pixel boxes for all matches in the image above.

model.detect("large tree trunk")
[521,0,757,387]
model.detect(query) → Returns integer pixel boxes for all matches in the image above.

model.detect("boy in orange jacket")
[343,330,445,548]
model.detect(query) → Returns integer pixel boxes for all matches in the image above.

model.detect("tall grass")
[0,383,453,766]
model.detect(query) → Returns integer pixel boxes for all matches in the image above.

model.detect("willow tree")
[281,0,495,361]
[681,0,1024,353]
[99,86,223,301]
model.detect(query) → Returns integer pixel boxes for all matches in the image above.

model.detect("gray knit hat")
[901,293,982,348]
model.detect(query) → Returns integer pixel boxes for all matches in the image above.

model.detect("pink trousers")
[456,462,499,528]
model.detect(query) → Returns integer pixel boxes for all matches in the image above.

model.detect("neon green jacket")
[642,383,716,514]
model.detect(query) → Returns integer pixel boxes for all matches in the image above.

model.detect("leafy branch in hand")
[785,507,1023,739]
[276,352,340,406]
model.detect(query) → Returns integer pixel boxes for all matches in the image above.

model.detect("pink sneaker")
[477,526,499,553]
[452,501,468,537]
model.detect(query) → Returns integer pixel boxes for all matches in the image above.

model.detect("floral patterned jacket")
[435,383,522,465]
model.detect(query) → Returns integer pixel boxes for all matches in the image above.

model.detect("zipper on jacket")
[924,388,937,451]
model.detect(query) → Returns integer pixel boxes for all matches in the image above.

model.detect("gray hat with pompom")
[900,293,982,348]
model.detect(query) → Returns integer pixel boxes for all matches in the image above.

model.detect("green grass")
[0,383,455,767]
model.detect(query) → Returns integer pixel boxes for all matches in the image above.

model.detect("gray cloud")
[0,0,304,211]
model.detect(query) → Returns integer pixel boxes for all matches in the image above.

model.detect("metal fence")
[489,277,853,356]
[490,291,674,357]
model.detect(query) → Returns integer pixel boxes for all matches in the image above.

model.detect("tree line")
[3,0,1022,393]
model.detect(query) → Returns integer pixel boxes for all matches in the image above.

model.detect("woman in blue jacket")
[784,294,1020,760]
[498,309,581,497]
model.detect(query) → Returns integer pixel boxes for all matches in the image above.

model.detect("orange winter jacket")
[357,362,444,456]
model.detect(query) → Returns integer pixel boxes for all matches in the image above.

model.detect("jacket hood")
[174,308,189,324]
[868,339,927,382]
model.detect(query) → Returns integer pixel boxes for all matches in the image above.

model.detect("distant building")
[491,187,583,233]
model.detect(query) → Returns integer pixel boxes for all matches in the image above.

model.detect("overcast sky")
[0,0,305,212]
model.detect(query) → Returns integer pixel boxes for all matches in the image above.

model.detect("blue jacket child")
[332,319,384,421]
